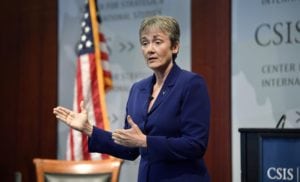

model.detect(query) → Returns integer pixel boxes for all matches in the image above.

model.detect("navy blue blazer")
[89,64,210,182]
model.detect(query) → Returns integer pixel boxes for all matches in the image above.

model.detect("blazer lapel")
[148,64,181,115]
[138,77,154,117]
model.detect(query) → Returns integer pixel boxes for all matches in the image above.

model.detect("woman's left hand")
[112,115,147,148]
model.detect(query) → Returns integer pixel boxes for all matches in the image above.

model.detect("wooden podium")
[239,128,300,182]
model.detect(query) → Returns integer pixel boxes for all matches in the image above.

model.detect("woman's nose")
[146,43,155,53]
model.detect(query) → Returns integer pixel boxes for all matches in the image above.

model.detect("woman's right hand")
[53,101,93,136]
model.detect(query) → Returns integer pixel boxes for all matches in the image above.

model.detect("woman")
[54,15,210,182]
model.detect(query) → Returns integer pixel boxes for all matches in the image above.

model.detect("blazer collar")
[140,63,182,114]
[140,63,181,91]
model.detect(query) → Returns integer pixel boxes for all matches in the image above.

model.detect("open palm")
[53,101,88,131]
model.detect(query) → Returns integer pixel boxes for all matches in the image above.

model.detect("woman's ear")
[172,42,180,54]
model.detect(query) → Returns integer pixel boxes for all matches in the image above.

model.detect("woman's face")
[140,27,179,71]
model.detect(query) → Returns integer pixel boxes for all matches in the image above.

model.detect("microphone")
[148,96,154,101]
[276,114,286,129]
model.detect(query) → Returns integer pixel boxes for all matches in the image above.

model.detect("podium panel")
[239,129,300,182]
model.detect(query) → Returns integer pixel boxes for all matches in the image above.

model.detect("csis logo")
[266,167,300,181]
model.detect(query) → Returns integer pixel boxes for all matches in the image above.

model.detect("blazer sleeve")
[146,76,210,161]
[88,127,140,160]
